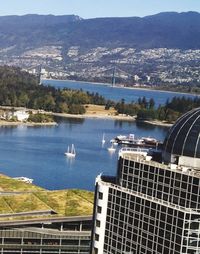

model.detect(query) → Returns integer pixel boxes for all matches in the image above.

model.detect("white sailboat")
[107,143,116,153]
[65,144,76,157]
[102,133,106,144]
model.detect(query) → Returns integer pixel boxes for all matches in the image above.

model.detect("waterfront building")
[13,110,29,122]
[0,215,92,254]
[91,107,200,254]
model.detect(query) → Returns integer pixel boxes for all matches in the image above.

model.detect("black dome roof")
[163,107,200,158]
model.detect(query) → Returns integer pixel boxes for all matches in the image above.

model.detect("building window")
[95,233,99,241]
[94,247,98,254]
[96,220,101,227]
[97,206,102,213]
[99,192,103,200]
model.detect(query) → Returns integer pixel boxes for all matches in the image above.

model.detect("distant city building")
[146,75,151,82]
[134,75,140,82]
[91,107,200,254]
[1,109,29,122]
[41,68,47,75]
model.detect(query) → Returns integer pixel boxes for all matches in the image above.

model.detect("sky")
[0,0,200,18]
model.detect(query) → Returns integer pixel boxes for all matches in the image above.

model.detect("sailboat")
[65,144,76,157]
[102,133,106,144]
[107,143,116,153]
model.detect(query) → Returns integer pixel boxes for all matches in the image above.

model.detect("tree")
[141,97,148,109]
[115,99,125,114]
[137,109,157,120]
[57,102,69,113]
[149,98,155,109]
[18,92,29,107]
[68,104,86,114]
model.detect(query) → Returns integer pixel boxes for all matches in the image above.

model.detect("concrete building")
[91,107,200,254]
[0,215,92,254]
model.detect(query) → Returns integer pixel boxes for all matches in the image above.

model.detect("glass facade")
[163,107,200,158]
[91,154,200,254]
[104,188,184,254]
[119,157,200,209]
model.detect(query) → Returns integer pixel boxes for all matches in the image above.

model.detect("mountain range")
[1,12,200,86]
[0,11,200,54]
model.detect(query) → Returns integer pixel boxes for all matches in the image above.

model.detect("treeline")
[115,96,200,122]
[0,66,106,114]
[0,66,199,121]
[28,113,54,123]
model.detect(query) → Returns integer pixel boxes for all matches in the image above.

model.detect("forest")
[0,66,106,114]
[115,96,200,122]
[0,66,199,123]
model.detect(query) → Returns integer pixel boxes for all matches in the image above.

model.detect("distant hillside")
[0,14,82,54]
[1,12,200,87]
[63,12,200,49]
[0,12,200,52]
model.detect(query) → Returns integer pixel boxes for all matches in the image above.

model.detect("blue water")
[43,79,198,106]
[0,79,192,191]
[0,118,168,191]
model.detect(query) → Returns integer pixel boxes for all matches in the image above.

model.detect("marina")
[114,133,161,148]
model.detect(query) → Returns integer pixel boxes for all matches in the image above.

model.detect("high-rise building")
[91,107,200,254]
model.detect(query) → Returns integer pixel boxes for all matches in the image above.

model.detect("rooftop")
[0,174,94,221]
[163,107,200,161]
[120,151,200,179]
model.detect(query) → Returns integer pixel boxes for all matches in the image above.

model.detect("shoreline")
[42,78,200,97]
[0,120,57,127]
[0,105,172,127]
[0,113,172,127]
[49,112,136,121]
[48,112,172,127]
[140,120,173,127]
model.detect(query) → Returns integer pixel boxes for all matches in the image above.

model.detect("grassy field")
[0,174,44,191]
[0,174,94,219]
[85,104,117,116]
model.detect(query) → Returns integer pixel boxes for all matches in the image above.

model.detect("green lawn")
[0,174,94,219]
[0,174,44,191]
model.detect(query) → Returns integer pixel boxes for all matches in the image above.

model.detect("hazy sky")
[0,0,200,18]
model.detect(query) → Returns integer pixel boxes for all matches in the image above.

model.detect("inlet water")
[0,118,168,191]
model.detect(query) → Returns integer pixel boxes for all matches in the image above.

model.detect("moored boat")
[107,144,116,152]
[142,137,158,145]
[114,134,160,148]
[65,144,76,157]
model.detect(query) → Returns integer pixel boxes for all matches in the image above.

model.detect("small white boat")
[107,144,116,152]
[102,133,106,144]
[65,144,76,157]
